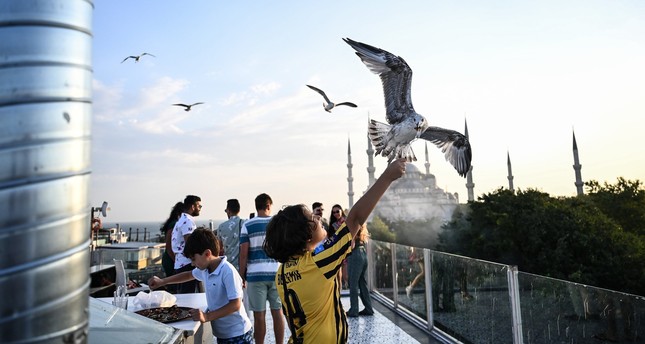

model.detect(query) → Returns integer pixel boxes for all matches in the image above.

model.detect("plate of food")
[135,305,192,323]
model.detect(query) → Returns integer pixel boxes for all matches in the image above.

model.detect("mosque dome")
[391,164,426,192]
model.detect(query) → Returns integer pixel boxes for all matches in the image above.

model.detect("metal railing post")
[366,240,374,291]
[424,248,433,331]
[507,265,524,344]
[391,242,398,307]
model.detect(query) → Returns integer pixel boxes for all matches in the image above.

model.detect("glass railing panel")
[372,240,394,299]
[430,251,513,343]
[518,272,645,344]
[396,245,428,319]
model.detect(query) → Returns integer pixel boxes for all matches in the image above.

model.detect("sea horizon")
[102,219,226,232]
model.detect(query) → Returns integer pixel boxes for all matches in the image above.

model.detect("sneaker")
[358,309,374,316]
[405,286,412,299]
[346,311,358,318]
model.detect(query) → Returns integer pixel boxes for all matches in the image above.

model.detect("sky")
[91,1,645,223]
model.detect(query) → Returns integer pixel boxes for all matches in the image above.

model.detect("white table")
[96,293,208,337]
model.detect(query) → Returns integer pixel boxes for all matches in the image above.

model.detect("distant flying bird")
[306,85,357,113]
[172,102,204,111]
[344,38,472,177]
[121,53,156,63]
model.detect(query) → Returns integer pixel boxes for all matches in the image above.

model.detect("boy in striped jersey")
[263,159,406,343]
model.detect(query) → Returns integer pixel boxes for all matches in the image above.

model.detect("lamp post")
[90,201,109,249]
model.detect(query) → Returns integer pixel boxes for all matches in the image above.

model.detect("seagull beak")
[415,126,424,138]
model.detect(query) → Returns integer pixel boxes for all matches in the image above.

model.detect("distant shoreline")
[102,219,226,231]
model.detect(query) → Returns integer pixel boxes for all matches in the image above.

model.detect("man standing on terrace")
[239,193,284,344]
[172,194,202,294]
[217,199,244,271]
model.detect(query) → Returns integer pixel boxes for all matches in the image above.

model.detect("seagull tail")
[395,145,417,163]
[368,119,390,156]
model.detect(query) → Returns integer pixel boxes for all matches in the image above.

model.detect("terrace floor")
[257,294,443,344]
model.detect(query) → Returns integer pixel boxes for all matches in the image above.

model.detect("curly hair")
[263,204,314,263]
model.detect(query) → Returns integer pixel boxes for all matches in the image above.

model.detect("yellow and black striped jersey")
[276,222,353,343]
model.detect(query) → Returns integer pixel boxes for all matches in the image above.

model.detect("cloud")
[129,148,213,165]
[93,76,190,134]
[219,81,282,107]
[219,91,248,106]
[139,76,189,110]
[92,79,124,121]
[251,81,280,95]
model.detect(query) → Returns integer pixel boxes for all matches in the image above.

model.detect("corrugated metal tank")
[0,0,94,342]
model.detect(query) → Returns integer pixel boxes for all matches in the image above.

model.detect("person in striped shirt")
[239,193,284,344]
[263,159,406,343]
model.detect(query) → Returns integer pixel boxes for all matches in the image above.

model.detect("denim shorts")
[217,328,254,344]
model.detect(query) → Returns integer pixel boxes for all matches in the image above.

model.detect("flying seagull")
[121,53,156,63]
[344,38,471,177]
[306,85,357,113]
[172,102,204,111]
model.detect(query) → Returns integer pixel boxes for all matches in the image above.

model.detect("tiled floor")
[254,295,437,344]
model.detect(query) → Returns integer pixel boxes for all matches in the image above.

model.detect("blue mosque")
[345,121,585,223]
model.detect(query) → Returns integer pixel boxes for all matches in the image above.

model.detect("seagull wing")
[336,102,357,108]
[343,38,414,125]
[190,102,204,107]
[419,126,472,177]
[141,53,156,58]
[172,103,189,108]
[306,85,331,104]
[121,56,135,63]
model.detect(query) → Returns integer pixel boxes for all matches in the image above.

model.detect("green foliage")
[387,217,444,248]
[585,178,645,236]
[367,216,395,242]
[439,184,645,296]
[367,215,444,248]
[368,215,446,248]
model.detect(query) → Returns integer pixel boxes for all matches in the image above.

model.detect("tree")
[389,217,444,248]
[367,216,395,242]
[585,178,645,236]
[439,187,645,295]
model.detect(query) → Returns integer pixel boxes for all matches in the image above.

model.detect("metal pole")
[391,242,398,307]
[423,249,433,331]
[507,265,524,344]
[366,240,374,291]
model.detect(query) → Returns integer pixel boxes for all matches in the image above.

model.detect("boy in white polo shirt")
[149,229,253,343]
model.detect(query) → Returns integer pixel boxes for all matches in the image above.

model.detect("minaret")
[464,119,475,201]
[366,125,376,188]
[573,130,584,196]
[347,137,355,208]
[507,151,514,192]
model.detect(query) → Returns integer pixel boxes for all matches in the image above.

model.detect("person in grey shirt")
[217,199,245,271]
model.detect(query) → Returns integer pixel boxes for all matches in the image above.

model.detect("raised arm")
[346,158,406,238]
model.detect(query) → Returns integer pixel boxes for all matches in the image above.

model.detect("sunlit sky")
[91,1,645,222]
